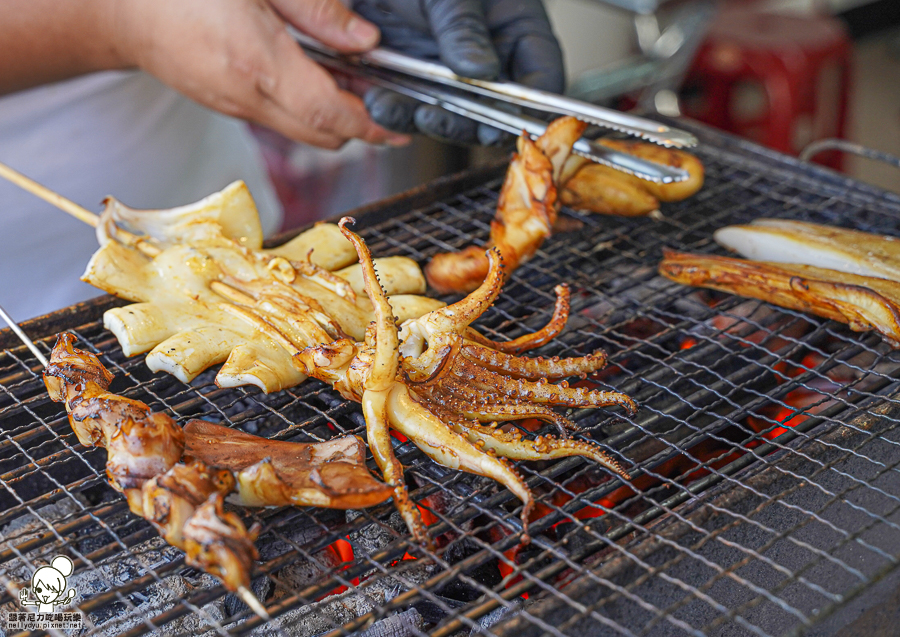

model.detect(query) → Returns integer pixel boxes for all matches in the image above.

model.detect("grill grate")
[3,123,900,637]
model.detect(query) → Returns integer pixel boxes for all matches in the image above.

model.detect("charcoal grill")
[3,121,900,637]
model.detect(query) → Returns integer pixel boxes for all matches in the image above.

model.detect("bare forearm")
[0,0,130,96]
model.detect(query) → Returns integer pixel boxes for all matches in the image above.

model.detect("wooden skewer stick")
[0,160,160,256]
[0,161,99,227]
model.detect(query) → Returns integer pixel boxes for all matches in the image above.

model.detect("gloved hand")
[353,0,565,145]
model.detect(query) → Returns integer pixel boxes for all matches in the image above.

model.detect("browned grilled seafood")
[425,117,588,294]
[659,250,900,347]
[295,218,636,547]
[425,122,705,293]
[559,140,704,216]
[44,333,391,604]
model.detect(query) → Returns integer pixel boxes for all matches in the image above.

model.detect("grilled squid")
[659,250,900,347]
[560,138,704,215]
[43,333,391,610]
[424,120,706,293]
[714,218,900,281]
[295,219,636,547]
[425,117,588,294]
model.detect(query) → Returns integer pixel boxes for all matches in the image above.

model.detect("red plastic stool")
[681,8,851,170]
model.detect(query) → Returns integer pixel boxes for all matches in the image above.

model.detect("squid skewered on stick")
[43,333,392,612]
[295,219,637,547]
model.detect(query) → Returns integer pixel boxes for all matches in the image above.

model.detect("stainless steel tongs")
[294,33,697,184]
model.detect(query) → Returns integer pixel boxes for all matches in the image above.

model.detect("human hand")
[352,0,565,145]
[112,0,410,149]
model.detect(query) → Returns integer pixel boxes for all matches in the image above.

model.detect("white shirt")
[0,71,282,321]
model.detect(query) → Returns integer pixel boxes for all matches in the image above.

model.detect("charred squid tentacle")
[451,359,637,413]
[462,284,571,355]
[459,403,580,437]
[460,342,607,380]
[423,400,628,480]
[421,390,579,437]
[448,419,629,480]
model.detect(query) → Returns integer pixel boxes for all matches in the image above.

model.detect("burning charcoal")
[96,573,226,636]
[354,608,424,637]
[469,599,522,636]
[270,546,342,601]
[223,575,272,618]
[346,509,407,556]
[253,578,413,637]
[0,495,87,586]
[412,596,467,624]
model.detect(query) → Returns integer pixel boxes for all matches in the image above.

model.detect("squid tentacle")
[420,391,579,437]
[460,342,607,380]
[443,416,629,480]
[363,387,431,548]
[402,333,459,384]
[450,359,637,413]
[391,386,534,542]
[425,248,506,334]
[339,218,398,391]
[463,284,571,355]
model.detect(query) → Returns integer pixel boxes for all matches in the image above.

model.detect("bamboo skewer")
[0,161,100,227]
[0,160,160,256]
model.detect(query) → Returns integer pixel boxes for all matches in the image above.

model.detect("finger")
[423,0,500,79]
[486,0,565,92]
[506,34,565,93]
[260,36,408,146]
[477,124,512,146]
[273,0,380,52]
[414,105,479,144]
[364,87,419,134]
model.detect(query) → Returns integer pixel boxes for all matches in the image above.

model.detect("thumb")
[274,0,380,52]
[423,0,500,79]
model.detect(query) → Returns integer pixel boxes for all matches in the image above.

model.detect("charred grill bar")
[3,121,900,636]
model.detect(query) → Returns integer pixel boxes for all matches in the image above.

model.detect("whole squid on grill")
[82,180,444,393]
[295,219,636,546]
[43,333,392,608]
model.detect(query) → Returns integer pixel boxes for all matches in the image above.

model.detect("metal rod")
[0,303,47,367]
[306,49,687,184]
[295,32,697,148]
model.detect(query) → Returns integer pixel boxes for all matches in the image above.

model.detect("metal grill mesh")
[3,125,900,637]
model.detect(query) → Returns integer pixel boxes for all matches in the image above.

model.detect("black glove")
[353,0,565,145]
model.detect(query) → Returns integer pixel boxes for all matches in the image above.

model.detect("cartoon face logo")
[19,555,76,613]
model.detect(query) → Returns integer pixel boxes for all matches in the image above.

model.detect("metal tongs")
[295,33,697,184]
